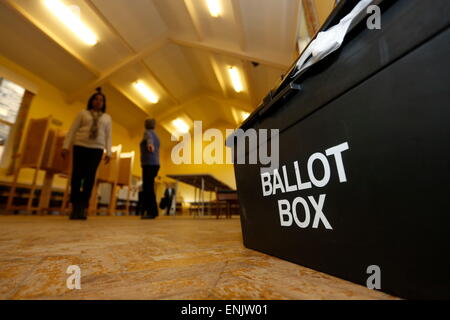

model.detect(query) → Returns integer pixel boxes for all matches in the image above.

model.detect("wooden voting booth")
[88,145,121,216]
[88,146,135,216]
[40,128,71,214]
[116,151,135,215]
[5,117,135,216]
[6,116,70,214]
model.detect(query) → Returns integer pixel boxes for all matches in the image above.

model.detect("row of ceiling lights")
[44,0,243,102]
[44,0,245,134]
[45,0,223,45]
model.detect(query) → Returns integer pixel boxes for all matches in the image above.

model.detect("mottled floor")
[0,216,399,300]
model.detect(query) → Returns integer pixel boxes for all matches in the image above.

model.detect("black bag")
[159,197,168,210]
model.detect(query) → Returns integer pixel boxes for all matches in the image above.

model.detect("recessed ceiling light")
[231,108,250,125]
[207,0,221,17]
[172,118,190,134]
[44,0,98,46]
[228,67,244,93]
[133,81,159,104]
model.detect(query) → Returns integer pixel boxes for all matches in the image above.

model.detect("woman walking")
[62,87,112,220]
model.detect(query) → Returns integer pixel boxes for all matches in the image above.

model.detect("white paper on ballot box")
[292,0,373,78]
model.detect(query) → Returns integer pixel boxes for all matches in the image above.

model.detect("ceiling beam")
[156,94,204,121]
[71,0,179,106]
[205,93,254,113]
[4,0,99,77]
[182,0,204,41]
[170,37,290,71]
[108,81,149,116]
[155,91,254,123]
[302,0,320,38]
[208,54,229,98]
[84,0,134,53]
[140,61,181,106]
[230,0,247,51]
[67,36,168,103]
[289,0,302,60]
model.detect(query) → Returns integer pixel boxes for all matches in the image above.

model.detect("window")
[0,78,26,161]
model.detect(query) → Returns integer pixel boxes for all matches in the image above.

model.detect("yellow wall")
[160,121,237,203]
[0,54,142,189]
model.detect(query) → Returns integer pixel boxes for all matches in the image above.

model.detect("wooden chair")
[88,145,122,216]
[6,117,53,214]
[216,190,239,219]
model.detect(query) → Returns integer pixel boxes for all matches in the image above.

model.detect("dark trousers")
[71,146,104,208]
[136,191,144,216]
[142,165,160,217]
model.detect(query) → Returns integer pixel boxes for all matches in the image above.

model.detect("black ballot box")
[228,0,450,299]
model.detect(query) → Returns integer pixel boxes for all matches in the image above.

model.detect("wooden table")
[166,174,233,217]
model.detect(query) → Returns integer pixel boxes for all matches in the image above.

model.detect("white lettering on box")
[262,142,350,230]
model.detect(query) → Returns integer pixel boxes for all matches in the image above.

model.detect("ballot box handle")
[258,82,302,117]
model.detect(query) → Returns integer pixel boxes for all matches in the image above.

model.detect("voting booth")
[6,116,70,214]
[88,145,122,216]
[6,117,52,213]
[229,0,450,299]
[115,151,135,215]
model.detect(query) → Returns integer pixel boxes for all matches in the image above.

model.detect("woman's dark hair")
[87,87,106,113]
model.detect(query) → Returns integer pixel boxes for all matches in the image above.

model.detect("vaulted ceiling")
[0,0,318,138]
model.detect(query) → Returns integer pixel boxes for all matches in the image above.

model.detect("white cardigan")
[63,109,112,156]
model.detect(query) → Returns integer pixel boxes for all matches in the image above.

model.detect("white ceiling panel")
[11,0,131,71]
[91,0,168,52]
[181,96,224,128]
[178,46,222,95]
[248,64,284,105]
[143,43,202,101]
[184,0,241,51]
[0,0,96,93]
[152,0,199,41]
[239,0,298,58]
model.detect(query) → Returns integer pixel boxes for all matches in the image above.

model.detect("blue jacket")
[140,129,160,166]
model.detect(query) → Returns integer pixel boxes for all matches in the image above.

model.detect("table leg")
[201,178,205,217]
